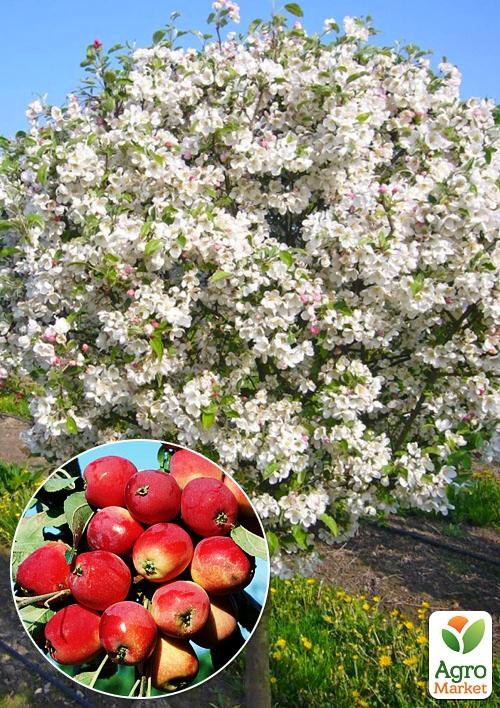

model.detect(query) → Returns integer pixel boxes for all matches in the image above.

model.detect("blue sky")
[0,1,498,136]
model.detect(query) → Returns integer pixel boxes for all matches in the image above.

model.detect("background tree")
[0,1,498,582]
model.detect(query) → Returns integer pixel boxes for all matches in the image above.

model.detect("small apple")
[150,636,199,692]
[190,537,253,595]
[151,580,210,638]
[191,596,238,648]
[83,455,137,508]
[68,550,131,611]
[169,448,222,490]
[86,506,144,556]
[45,604,102,665]
[16,541,71,597]
[223,475,254,518]
[181,478,238,537]
[100,601,157,665]
[132,523,193,583]
[125,470,181,525]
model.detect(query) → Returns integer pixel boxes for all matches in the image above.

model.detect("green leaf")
[279,251,294,268]
[262,462,280,479]
[484,146,496,165]
[462,619,485,654]
[65,548,76,564]
[144,239,162,256]
[209,270,232,284]
[64,491,93,547]
[201,411,217,430]
[150,336,164,360]
[44,474,76,493]
[284,3,303,17]
[37,164,48,184]
[442,628,460,652]
[12,509,67,573]
[19,604,55,636]
[319,512,338,536]
[153,29,166,44]
[266,530,279,556]
[292,525,309,550]
[231,525,268,560]
[65,416,78,435]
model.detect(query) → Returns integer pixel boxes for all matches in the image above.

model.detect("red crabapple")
[83,455,137,508]
[132,523,193,583]
[86,506,144,556]
[192,596,238,648]
[68,550,131,611]
[190,537,253,595]
[151,580,210,638]
[125,470,181,525]
[169,448,223,490]
[45,604,102,665]
[181,478,238,537]
[151,636,199,692]
[16,541,71,597]
[99,601,157,665]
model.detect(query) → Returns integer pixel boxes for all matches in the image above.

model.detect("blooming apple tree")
[0,6,499,572]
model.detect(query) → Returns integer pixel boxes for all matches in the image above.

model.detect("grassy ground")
[269,576,498,708]
[0,383,31,420]
[447,470,500,529]
[0,461,44,547]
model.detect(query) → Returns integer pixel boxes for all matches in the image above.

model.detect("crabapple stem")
[133,574,144,584]
[89,654,109,689]
[128,679,141,697]
[16,588,71,609]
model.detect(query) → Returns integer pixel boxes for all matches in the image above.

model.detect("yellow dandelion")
[417,680,426,688]
[395,682,402,689]
[337,590,345,598]
[352,655,359,660]
[301,637,313,650]
[270,587,277,594]
[270,677,277,685]
[360,594,366,600]
[306,578,316,585]
[416,635,428,644]
[421,600,430,608]
[390,609,399,617]
[272,651,282,661]
[352,690,360,699]
[338,664,345,672]
[379,655,392,667]
[403,620,414,630]
[403,656,418,667]
[362,602,370,611]
[323,615,334,624]
[275,638,287,649]
[372,595,380,603]
[358,699,369,707]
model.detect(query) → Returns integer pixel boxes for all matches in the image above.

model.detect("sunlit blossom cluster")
[0,11,498,573]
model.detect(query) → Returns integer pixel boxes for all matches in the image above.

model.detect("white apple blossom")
[0,11,498,573]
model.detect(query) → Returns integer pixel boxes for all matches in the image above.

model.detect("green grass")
[0,391,30,419]
[0,460,44,547]
[447,471,500,528]
[269,577,498,707]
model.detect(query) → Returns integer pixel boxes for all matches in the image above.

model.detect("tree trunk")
[244,596,271,708]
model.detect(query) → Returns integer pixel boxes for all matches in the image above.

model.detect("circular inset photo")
[11,440,269,699]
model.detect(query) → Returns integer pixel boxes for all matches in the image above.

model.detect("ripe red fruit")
[192,596,238,648]
[83,455,137,508]
[223,475,254,518]
[87,506,144,556]
[190,537,253,595]
[151,580,210,638]
[45,604,102,665]
[16,541,71,597]
[132,523,193,583]
[125,470,181,525]
[68,550,131,611]
[169,448,223,490]
[181,478,238,537]
[100,601,157,665]
[151,636,199,692]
